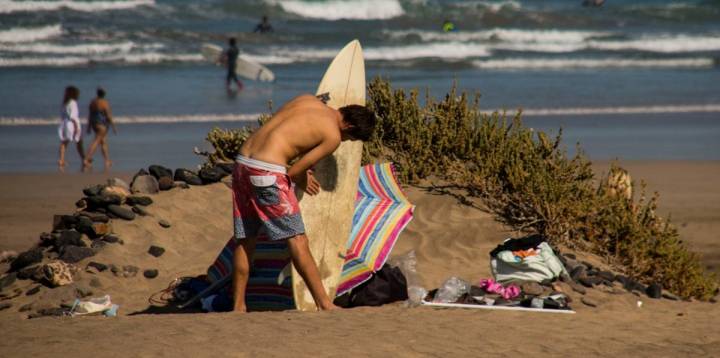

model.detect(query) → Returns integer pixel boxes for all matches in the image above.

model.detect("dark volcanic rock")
[59,245,95,263]
[17,265,43,281]
[149,165,173,180]
[52,214,78,231]
[132,205,149,216]
[174,168,203,185]
[624,279,647,293]
[646,283,662,299]
[87,261,108,272]
[579,276,603,288]
[102,234,121,244]
[108,205,136,220]
[563,253,577,260]
[158,176,174,191]
[581,297,598,308]
[143,269,159,279]
[39,232,57,247]
[131,174,159,194]
[216,162,235,175]
[126,196,153,206]
[174,181,190,189]
[158,219,171,228]
[75,198,87,209]
[0,302,11,311]
[82,184,105,197]
[26,285,41,296]
[29,307,66,319]
[10,247,44,272]
[0,272,17,291]
[199,166,225,184]
[570,265,587,281]
[55,230,85,249]
[148,245,165,257]
[597,271,616,282]
[79,211,110,223]
[75,215,95,236]
[90,240,107,250]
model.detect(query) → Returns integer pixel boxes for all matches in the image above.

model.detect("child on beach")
[231,94,376,312]
[84,87,117,171]
[57,86,85,172]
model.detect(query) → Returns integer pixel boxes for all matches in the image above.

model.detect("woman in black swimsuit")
[84,87,117,171]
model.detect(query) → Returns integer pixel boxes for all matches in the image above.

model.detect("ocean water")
[0,0,719,172]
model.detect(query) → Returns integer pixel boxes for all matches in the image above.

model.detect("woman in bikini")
[84,87,117,171]
[58,86,85,171]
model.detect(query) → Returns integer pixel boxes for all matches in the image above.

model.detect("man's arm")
[287,138,340,194]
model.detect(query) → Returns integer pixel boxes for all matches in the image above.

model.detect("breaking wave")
[270,0,404,20]
[0,24,63,43]
[472,57,716,70]
[0,0,155,14]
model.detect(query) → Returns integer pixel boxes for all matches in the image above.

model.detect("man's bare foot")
[83,158,93,169]
[318,303,340,311]
[104,160,112,171]
[233,304,247,313]
[58,160,66,172]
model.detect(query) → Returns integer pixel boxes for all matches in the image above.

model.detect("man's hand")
[304,169,320,195]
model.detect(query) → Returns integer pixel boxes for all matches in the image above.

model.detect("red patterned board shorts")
[232,156,305,241]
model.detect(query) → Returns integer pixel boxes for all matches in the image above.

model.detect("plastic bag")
[388,250,427,306]
[433,277,470,303]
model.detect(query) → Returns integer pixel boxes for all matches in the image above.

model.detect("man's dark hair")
[339,105,376,141]
[229,37,236,46]
[97,87,106,98]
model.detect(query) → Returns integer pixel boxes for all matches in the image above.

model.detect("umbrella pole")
[178,274,231,309]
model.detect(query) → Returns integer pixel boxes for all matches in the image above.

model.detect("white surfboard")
[201,43,275,82]
[291,39,366,311]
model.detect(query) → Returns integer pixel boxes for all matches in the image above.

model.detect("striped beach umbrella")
[336,162,415,296]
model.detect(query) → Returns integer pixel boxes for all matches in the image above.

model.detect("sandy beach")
[0,160,718,357]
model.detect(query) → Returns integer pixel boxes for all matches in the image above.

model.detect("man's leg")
[287,234,338,311]
[58,141,68,171]
[232,236,256,312]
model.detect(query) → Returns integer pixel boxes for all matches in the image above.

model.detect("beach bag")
[490,237,567,284]
[334,264,408,308]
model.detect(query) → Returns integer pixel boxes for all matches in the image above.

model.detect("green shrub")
[201,77,717,299]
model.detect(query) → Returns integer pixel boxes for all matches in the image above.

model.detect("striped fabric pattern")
[336,163,415,296]
[207,237,294,311]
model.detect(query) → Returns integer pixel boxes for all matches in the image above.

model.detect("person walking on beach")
[84,87,117,171]
[222,38,243,92]
[57,86,85,172]
[253,15,274,34]
[231,94,376,312]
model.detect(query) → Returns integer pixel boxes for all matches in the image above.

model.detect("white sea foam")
[519,104,720,116]
[472,57,715,70]
[263,42,492,62]
[270,0,404,20]
[0,41,163,55]
[0,52,202,67]
[476,0,521,12]
[589,35,720,53]
[385,28,611,44]
[0,0,155,14]
[0,113,263,126]
[0,24,63,43]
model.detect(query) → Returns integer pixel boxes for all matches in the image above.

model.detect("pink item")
[478,278,521,300]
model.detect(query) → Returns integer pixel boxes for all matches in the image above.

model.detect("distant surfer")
[57,86,85,172]
[84,87,117,171]
[253,15,274,34]
[442,19,456,33]
[222,38,244,92]
[230,94,376,312]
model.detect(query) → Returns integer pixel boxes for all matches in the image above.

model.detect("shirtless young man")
[231,94,376,312]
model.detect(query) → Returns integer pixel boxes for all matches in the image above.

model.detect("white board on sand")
[200,43,275,82]
[292,40,366,311]
[421,301,576,314]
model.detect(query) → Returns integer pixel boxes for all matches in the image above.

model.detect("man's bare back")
[240,94,343,182]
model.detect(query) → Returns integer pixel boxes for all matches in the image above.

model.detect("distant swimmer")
[222,37,244,92]
[58,86,85,172]
[84,87,117,171]
[582,0,605,7]
[442,19,456,33]
[254,15,274,34]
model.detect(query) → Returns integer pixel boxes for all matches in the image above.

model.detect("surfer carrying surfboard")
[230,94,376,312]
[222,38,244,92]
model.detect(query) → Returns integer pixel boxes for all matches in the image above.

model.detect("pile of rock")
[559,253,675,303]
[0,162,232,317]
